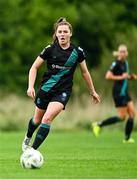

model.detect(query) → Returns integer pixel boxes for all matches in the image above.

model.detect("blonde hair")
[113,44,128,57]
[53,17,73,43]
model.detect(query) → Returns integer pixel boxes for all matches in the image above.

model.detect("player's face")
[56,25,72,47]
[118,47,128,60]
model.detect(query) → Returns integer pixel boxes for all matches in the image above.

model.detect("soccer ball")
[20,148,44,169]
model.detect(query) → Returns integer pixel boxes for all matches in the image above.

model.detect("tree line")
[0,0,137,95]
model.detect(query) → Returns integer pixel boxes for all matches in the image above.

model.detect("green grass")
[0,130,137,179]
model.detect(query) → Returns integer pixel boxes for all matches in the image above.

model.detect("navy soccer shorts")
[113,94,132,107]
[35,89,71,110]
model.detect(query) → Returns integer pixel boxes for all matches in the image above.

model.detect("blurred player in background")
[22,17,100,151]
[92,44,137,143]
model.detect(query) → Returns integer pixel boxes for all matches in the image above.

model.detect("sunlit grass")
[0,131,137,179]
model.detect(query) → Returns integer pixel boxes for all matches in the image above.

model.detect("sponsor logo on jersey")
[52,64,71,70]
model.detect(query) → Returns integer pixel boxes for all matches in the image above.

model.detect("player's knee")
[119,114,126,121]
[134,111,136,117]
[42,113,52,124]
[33,118,41,125]
[129,110,136,118]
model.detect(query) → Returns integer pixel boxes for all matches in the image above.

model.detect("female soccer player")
[22,17,100,151]
[92,44,137,143]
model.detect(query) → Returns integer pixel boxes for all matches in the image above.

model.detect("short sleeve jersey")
[110,60,129,96]
[39,43,86,92]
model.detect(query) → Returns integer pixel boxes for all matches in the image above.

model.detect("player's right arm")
[27,56,44,99]
[105,61,130,81]
[27,45,51,99]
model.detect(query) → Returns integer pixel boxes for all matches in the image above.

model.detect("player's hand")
[90,91,100,104]
[27,87,35,99]
[130,73,137,80]
[122,73,130,79]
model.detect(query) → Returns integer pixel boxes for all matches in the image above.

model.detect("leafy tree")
[0,0,137,96]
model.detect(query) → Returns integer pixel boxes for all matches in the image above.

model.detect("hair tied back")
[57,17,66,23]
[113,51,119,57]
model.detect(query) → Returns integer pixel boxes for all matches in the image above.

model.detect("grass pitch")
[0,130,137,179]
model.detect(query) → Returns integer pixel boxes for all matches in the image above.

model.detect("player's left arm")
[129,73,137,80]
[79,60,100,103]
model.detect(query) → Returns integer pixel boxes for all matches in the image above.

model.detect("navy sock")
[26,118,39,138]
[125,117,134,140]
[32,123,50,150]
[98,116,121,127]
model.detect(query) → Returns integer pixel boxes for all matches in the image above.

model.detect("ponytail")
[112,51,119,57]
[56,17,66,23]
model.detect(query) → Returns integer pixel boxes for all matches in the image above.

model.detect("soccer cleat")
[22,136,32,152]
[92,122,101,137]
[123,138,135,144]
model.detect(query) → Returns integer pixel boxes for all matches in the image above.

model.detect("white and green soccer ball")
[20,148,44,169]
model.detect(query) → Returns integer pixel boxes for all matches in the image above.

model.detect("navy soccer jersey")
[39,43,85,92]
[110,60,129,96]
